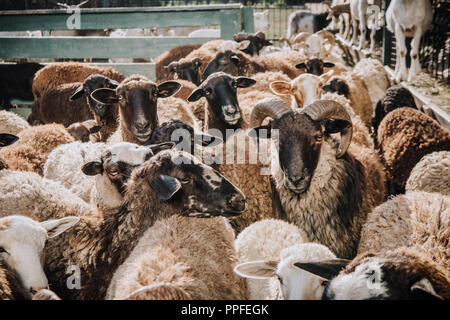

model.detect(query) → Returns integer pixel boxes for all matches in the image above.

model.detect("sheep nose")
[135,121,150,132]
[223,105,237,115]
[227,193,246,212]
[290,174,306,186]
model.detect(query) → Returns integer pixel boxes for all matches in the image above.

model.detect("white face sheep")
[0,215,79,298]
[82,141,174,210]
[235,243,337,300]
[295,248,450,300]
[270,70,334,108]
[386,0,434,82]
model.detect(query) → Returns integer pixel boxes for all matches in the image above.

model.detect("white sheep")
[406,151,450,196]
[0,215,79,299]
[0,110,30,135]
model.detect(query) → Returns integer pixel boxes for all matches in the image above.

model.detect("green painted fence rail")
[0,4,254,80]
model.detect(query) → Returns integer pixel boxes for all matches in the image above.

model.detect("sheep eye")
[321,280,329,287]
[118,95,124,100]
[204,88,212,96]
[231,80,238,88]
[181,178,190,185]
[108,169,119,176]
[314,133,323,141]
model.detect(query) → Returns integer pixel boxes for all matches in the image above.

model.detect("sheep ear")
[323,62,335,68]
[147,142,175,155]
[187,87,205,102]
[319,70,334,85]
[152,175,181,201]
[295,62,307,70]
[236,77,256,88]
[157,81,181,98]
[91,88,119,104]
[293,259,351,280]
[410,278,443,300]
[40,217,80,238]
[234,260,279,279]
[0,133,19,147]
[270,81,292,95]
[81,161,103,176]
[70,84,85,101]
[237,40,251,51]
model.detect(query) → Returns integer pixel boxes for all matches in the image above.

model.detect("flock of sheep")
[0,2,449,301]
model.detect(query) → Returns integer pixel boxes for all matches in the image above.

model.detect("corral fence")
[2,0,448,82]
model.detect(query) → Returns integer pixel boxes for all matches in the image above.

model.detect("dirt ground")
[407,72,450,113]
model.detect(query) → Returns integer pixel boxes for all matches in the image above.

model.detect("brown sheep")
[377,107,450,193]
[32,62,124,100]
[29,82,93,126]
[0,124,75,176]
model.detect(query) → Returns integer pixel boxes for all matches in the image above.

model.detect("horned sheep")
[250,98,386,259]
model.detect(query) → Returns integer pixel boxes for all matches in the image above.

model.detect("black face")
[272,113,323,194]
[201,51,241,81]
[168,59,202,85]
[296,59,335,76]
[322,78,350,98]
[188,73,256,127]
[150,151,246,217]
[234,34,272,56]
[91,80,180,144]
[70,74,119,118]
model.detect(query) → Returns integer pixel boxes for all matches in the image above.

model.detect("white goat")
[386,0,433,82]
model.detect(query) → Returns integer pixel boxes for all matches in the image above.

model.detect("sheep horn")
[316,30,336,48]
[292,32,312,44]
[250,97,292,127]
[302,100,353,158]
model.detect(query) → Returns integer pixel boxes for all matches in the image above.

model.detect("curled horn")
[250,97,292,127]
[233,32,249,42]
[292,32,312,45]
[255,31,266,40]
[302,100,353,158]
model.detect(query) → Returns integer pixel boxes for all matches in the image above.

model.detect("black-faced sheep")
[90,75,195,145]
[43,149,246,300]
[155,44,202,82]
[165,57,203,85]
[233,31,272,56]
[377,107,450,194]
[69,74,120,142]
[250,98,386,259]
